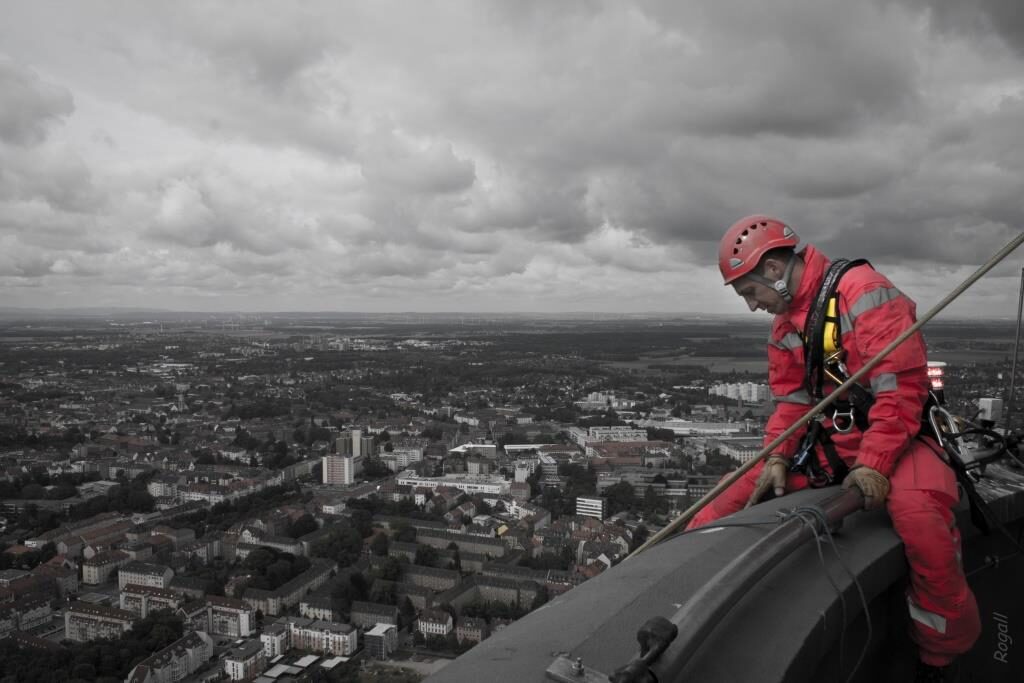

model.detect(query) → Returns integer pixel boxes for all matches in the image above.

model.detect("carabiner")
[831,407,855,434]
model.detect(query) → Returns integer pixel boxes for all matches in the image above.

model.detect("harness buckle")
[789,418,835,488]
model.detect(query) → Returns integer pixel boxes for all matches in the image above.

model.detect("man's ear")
[761,257,785,280]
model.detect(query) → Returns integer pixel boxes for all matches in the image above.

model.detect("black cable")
[785,505,872,683]
[918,435,1024,555]
[795,509,849,681]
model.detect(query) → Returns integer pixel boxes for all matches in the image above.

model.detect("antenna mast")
[1005,267,1024,431]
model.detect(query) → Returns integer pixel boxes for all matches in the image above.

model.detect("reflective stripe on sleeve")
[870,373,898,393]
[907,596,947,634]
[848,287,902,324]
[773,389,812,404]
[769,332,804,351]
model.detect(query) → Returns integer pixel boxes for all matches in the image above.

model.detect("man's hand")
[745,456,789,508]
[841,465,890,511]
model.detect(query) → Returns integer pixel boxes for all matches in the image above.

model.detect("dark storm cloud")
[0,1,1021,313]
[0,56,73,146]
[903,0,1024,56]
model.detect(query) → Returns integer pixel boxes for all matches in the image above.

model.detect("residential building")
[0,596,52,636]
[417,608,453,636]
[576,496,607,520]
[456,616,489,644]
[288,617,358,656]
[125,631,213,683]
[243,559,335,616]
[118,561,174,590]
[401,564,460,592]
[299,593,335,621]
[322,454,359,485]
[716,437,766,464]
[319,498,347,516]
[381,443,424,472]
[365,623,398,660]
[260,621,290,658]
[150,526,196,549]
[64,602,134,642]
[349,601,399,630]
[177,602,210,634]
[337,429,374,458]
[208,596,255,637]
[120,584,182,618]
[223,640,266,681]
[82,550,130,585]
[709,381,770,403]
[395,471,509,496]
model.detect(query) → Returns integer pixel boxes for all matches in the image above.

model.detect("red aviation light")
[927,362,946,391]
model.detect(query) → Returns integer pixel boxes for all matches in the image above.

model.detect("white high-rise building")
[322,454,361,485]
[576,496,607,520]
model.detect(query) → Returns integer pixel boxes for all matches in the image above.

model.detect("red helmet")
[718,215,799,285]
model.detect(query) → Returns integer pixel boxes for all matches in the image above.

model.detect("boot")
[914,661,951,683]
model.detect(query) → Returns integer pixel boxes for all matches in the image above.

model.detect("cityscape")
[3,1,1024,681]
[0,312,1018,682]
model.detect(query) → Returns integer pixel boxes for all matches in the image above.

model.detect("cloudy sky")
[1,1,1023,317]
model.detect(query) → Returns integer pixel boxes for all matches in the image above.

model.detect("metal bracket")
[546,654,612,683]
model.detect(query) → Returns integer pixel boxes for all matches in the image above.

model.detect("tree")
[414,544,439,568]
[643,485,660,517]
[530,585,550,610]
[631,524,649,552]
[400,596,416,623]
[21,483,45,500]
[646,427,677,442]
[243,547,278,572]
[604,482,635,515]
[370,533,389,557]
[288,514,318,538]
[394,523,417,543]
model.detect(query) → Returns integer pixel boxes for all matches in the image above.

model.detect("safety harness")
[790,258,871,487]
[788,258,1003,534]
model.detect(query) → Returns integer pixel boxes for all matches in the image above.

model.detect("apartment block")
[82,550,130,585]
[119,584,183,618]
[575,496,607,520]
[125,631,213,683]
[288,617,358,656]
[223,640,265,681]
[208,596,255,637]
[365,623,398,660]
[118,561,174,590]
[417,608,453,636]
[64,602,135,642]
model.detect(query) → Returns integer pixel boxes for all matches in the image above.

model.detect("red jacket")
[765,245,930,477]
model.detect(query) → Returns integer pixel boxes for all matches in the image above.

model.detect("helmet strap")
[745,252,797,303]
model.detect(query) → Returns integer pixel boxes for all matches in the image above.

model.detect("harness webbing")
[788,259,873,485]
[803,258,870,400]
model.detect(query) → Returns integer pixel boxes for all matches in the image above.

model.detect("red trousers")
[688,438,981,666]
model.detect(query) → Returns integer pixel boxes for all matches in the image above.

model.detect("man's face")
[732,277,788,315]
